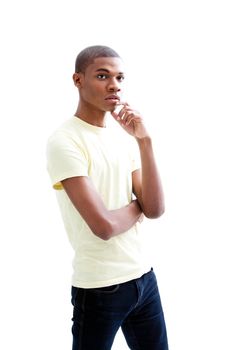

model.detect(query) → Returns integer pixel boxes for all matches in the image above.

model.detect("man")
[47,45,169,350]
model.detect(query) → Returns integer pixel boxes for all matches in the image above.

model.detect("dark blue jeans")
[71,269,169,350]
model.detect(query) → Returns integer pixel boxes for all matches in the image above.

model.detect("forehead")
[86,57,124,74]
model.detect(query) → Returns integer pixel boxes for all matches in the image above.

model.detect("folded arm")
[61,176,142,240]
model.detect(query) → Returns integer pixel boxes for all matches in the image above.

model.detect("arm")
[132,137,165,218]
[112,103,165,219]
[61,176,142,240]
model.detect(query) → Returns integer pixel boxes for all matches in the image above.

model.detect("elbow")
[99,231,112,241]
[144,204,165,219]
[92,219,115,241]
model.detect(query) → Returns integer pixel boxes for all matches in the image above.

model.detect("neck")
[74,103,107,128]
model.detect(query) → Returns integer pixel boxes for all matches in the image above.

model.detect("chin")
[103,106,114,113]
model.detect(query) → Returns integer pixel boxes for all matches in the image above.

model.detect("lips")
[105,95,120,101]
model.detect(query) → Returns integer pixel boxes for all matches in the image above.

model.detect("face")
[74,57,125,112]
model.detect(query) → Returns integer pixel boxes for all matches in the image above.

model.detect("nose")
[107,78,121,92]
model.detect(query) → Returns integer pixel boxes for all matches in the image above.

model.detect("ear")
[73,72,84,88]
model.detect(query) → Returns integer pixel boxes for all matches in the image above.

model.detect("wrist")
[136,136,152,147]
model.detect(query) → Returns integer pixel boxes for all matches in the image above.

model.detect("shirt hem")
[71,266,152,289]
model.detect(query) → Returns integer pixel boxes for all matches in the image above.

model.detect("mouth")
[105,95,120,103]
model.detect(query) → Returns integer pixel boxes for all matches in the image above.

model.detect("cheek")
[89,84,105,99]
[82,85,95,98]
[81,80,106,103]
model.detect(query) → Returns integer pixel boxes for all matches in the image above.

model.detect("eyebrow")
[95,68,124,75]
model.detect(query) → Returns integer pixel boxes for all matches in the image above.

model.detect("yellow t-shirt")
[46,116,151,288]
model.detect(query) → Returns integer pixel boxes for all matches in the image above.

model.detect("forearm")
[111,103,164,218]
[136,136,165,218]
[62,176,142,241]
[106,199,142,239]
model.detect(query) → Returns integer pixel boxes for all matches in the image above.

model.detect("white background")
[0,0,232,349]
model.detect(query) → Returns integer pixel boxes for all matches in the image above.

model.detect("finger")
[122,112,135,125]
[118,101,129,107]
[111,103,128,120]
[111,109,127,123]
[113,102,129,114]
[125,114,136,126]
[118,107,135,121]
[126,116,142,127]
[111,110,120,120]
[121,109,140,123]
[117,106,130,120]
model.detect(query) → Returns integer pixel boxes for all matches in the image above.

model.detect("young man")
[47,45,169,350]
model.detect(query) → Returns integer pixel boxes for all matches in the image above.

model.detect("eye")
[117,75,125,82]
[96,74,108,80]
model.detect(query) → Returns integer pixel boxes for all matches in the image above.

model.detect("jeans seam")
[134,280,142,309]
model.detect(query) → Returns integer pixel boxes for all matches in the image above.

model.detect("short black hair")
[75,45,121,73]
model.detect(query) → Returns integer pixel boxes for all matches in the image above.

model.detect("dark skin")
[62,57,164,240]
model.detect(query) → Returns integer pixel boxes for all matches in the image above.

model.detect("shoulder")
[48,117,77,139]
[47,117,82,150]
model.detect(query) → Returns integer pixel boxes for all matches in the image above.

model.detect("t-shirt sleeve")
[46,133,88,190]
